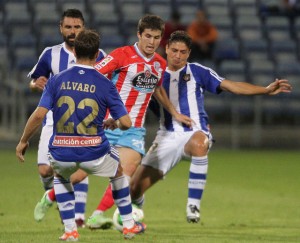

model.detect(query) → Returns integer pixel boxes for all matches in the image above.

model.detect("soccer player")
[28,9,106,227]
[129,30,292,223]
[85,15,193,229]
[16,29,146,241]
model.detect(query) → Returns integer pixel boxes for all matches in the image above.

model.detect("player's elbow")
[32,107,48,122]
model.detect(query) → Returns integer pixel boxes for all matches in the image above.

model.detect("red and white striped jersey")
[95,43,166,127]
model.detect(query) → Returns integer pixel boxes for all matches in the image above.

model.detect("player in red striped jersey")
[86,14,193,229]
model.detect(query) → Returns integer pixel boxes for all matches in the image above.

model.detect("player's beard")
[63,34,76,48]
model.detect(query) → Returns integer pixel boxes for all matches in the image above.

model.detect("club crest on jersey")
[182,74,190,82]
[94,55,113,69]
[132,71,159,92]
[154,61,161,73]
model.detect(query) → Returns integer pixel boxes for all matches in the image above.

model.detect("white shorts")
[142,130,213,176]
[37,124,52,165]
[48,152,119,179]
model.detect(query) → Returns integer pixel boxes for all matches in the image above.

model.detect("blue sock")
[187,156,208,210]
[40,175,54,191]
[54,176,76,232]
[133,195,145,209]
[110,175,134,229]
[74,177,88,220]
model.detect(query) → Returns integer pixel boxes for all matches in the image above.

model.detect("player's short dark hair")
[60,9,85,25]
[137,14,165,36]
[168,30,192,50]
[75,29,99,60]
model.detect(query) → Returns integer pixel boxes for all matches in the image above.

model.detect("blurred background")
[0,0,299,150]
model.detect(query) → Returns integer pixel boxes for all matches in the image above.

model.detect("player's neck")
[76,59,96,67]
[65,44,74,53]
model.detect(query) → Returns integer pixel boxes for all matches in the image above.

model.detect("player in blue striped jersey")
[130,30,292,223]
[28,9,106,227]
[17,29,146,241]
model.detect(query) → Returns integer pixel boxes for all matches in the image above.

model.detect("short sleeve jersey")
[160,63,224,133]
[94,43,167,128]
[38,65,127,162]
[28,42,106,126]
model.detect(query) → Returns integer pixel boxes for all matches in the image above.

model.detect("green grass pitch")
[0,148,299,243]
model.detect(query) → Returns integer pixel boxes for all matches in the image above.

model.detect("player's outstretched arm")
[16,107,48,162]
[220,78,292,95]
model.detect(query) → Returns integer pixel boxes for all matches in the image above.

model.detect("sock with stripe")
[94,175,130,214]
[40,175,54,191]
[74,177,88,220]
[187,156,208,210]
[54,176,76,232]
[132,194,145,209]
[110,175,134,229]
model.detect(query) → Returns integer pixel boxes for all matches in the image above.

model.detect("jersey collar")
[62,42,75,56]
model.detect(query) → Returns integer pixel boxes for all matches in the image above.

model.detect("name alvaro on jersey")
[60,81,96,93]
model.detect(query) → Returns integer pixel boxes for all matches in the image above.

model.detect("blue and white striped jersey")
[160,62,224,133]
[28,42,106,78]
[28,42,106,126]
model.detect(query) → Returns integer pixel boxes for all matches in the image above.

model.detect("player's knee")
[38,165,53,178]
[194,140,208,153]
[123,164,138,177]
[185,139,208,156]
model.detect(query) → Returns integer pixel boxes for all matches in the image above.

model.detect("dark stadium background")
[0,0,299,149]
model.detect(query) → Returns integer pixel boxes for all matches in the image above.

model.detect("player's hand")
[16,141,29,163]
[174,113,195,128]
[266,79,292,95]
[103,118,119,130]
[30,76,48,92]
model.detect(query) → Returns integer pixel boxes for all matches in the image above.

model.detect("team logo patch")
[132,71,159,92]
[154,61,161,72]
[182,74,191,82]
[94,55,113,69]
[145,70,151,78]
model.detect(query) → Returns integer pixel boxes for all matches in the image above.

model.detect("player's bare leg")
[130,164,163,207]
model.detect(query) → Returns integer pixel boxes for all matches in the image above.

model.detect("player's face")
[60,17,84,49]
[166,42,190,71]
[137,29,162,58]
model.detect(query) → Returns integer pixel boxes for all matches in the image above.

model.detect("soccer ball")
[112,204,144,232]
